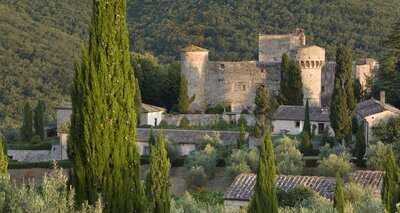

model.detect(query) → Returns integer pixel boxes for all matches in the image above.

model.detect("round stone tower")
[296,45,326,107]
[181,45,209,112]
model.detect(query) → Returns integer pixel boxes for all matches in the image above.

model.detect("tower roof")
[181,44,208,52]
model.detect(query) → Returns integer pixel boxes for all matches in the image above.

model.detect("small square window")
[295,121,300,128]
[242,85,246,91]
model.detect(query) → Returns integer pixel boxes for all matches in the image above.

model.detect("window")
[242,85,246,91]
[318,123,325,134]
[295,121,300,128]
[220,64,225,69]
[235,82,248,91]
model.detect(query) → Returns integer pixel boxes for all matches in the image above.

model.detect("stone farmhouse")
[355,91,400,143]
[224,171,383,210]
[181,28,378,113]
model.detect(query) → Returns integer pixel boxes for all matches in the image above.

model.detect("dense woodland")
[1,0,400,130]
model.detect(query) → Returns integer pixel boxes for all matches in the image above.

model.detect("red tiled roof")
[224,170,384,201]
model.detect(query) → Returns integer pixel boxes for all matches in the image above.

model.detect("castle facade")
[181,29,378,113]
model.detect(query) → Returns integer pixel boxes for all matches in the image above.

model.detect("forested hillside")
[1,0,400,130]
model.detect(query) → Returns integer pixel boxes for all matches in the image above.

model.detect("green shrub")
[30,135,42,144]
[237,115,248,127]
[8,142,52,150]
[205,104,225,114]
[317,154,352,177]
[158,120,169,128]
[240,109,250,114]
[185,144,218,178]
[171,192,224,213]
[366,142,390,170]
[246,148,259,172]
[0,165,102,212]
[186,166,208,190]
[277,186,315,207]
[275,136,304,175]
[179,117,190,129]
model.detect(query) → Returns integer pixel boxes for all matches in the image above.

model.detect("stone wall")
[162,114,256,127]
[258,29,305,64]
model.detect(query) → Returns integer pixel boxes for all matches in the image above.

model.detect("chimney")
[380,91,386,105]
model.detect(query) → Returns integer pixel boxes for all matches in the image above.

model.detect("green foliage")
[237,115,248,128]
[354,123,366,166]
[131,53,181,111]
[20,102,33,142]
[237,124,247,149]
[0,165,103,213]
[33,100,46,140]
[373,117,400,149]
[2,0,400,129]
[353,78,363,102]
[178,75,195,113]
[254,86,276,137]
[30,135,42,144]
[300,132,313,156]
[371,56,400,107]
[134,78,142,125]
[248,130,278,213]
[334,174,345,213]
[0,137,7,175]
[68,0,145,211]
[317,154,352,177]
[205,104,225,114]
[366,142,390,170]
[286,60,303,105]
[226,149,252,179]
[186,166,208,191]
[146,132,171,213]
[280,53,290,104]
[179,117,190,129]
[302,100,311,137]
[330,46,354,143]
[277,187,315,207]
[387,18,400,57]
[275,136,304,175]
[382,148,400,213]
[171,192,224,213]
[185,144,218,180]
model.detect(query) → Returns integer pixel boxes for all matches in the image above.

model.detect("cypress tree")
[330,46,354,143]
[302,99,311,137]
[146,132,171,213]
[280,53,290,104]
[354,123,366,166]
[237,124,246,149]
[248,130,278,213]
[334,173,345,213]
[20,102,33,142]
[254,86,268,137]
[34,100,46,140]
[135,78,142,125]
[382,148,400,213]
[300,132,312,156]
[353,79,362,103]
[68,0,145,211]
[178,75,194,113]
[0,136,7,175]
[287,60,303,105]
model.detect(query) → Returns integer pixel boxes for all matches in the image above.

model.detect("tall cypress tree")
[334,173,345,213]
[330,46,354,143]
[178,75,194,113]
[34,100,46,140]
[135,78,142,125]
[354,123,366,166]
[146,132,171,213]
[237,124,247,149]
[68,0,145,211]
[20,102,33,142]
[382,149,400,213]
[0,136,7,175]
[254,86,272,137]
[302,99,311,137]
[248,130,278,213]
[287,60,303,105]
[280,53,290,104]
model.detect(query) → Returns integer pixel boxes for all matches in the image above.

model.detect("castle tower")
[181,45,209,112]
[258,28,306,64]
[296,45,326,107]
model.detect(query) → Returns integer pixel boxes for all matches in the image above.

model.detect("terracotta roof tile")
[224,170,384,201]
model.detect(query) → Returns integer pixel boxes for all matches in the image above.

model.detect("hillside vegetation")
[1,0,399,129]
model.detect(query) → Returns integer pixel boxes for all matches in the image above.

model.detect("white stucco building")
[272,105,333,135]
[139,103,166,126]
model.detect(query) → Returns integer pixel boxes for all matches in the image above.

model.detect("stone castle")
[181,29,378,113]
